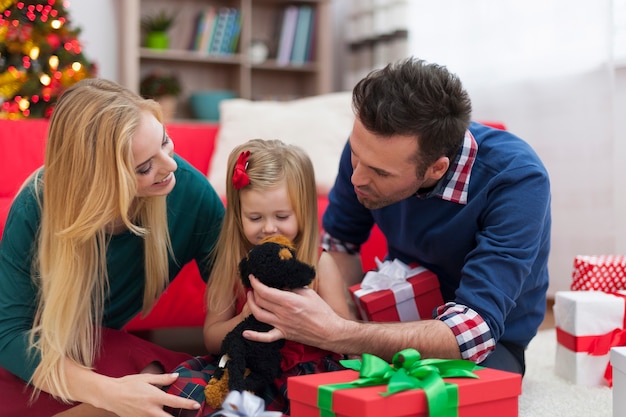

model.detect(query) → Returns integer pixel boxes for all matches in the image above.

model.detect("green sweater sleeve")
[0,181,43,381]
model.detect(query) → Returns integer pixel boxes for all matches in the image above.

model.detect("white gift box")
[611,347,626,416]
[554,291,626,386]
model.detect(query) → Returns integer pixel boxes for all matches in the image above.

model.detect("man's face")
[349,118,434,210]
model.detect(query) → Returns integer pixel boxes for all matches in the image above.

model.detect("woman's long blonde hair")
[28,78,171,401]
[207,139,319,314]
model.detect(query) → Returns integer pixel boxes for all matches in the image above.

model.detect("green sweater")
[0,155,224,381]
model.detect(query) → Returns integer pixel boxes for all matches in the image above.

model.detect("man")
[245,57,551,375]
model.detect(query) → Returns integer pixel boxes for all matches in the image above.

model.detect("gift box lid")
[350,272,440,315]
[288,368,521,416]
[554,291,626,335]
[611,347,626,372]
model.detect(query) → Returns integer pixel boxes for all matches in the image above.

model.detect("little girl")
[165,139,350,415]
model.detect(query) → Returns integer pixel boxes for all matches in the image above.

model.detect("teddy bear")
[204,235,316,409]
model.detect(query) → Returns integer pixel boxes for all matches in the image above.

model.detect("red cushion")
[0,119,48,237]
[124,261,207,331]
[167,123,219,175]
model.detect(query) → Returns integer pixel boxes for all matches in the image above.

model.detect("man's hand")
[243,275,341,350]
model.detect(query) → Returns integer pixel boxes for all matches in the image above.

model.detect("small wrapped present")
[571,255,626,291]
[287,349,522,417]
[611,347,626,416]
[350,259,443,322]
[554,291,626,386]
[210,390,284,417]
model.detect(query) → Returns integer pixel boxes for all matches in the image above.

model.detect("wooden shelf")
[139,48,243,64]
[343,0,408,90]
[119,0,333,119]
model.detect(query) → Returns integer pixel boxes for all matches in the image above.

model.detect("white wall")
[405,0,624,296]
[67,0,119,82]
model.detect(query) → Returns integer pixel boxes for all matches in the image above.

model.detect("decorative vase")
[156,95,177,121]
[145,31,169,49]
[189,90,236,121]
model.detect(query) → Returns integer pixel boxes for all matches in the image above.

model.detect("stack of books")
[276,5,316,66]
[189,6,241,56]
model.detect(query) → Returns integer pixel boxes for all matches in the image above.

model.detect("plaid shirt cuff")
[321,232,360,255]
[435,302,496,363]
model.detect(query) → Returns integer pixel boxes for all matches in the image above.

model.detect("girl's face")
[239,181,299,245]
[132,111,178,197]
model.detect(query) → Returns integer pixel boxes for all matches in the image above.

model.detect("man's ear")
[426,156,450,181]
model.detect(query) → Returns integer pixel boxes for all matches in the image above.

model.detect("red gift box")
[350,261,443,322]
[288,367,521,417]
[571,255,626,291]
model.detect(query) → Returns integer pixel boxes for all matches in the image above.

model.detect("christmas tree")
[0,0,96,119]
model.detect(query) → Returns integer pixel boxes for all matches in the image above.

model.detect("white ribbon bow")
[360,258,427,291]
[213,391,283,417]
[355,258,426,322]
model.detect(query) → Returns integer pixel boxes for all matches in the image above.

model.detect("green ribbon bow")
[317,349,479,417]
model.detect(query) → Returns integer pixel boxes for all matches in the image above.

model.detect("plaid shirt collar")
[414,129,477,205]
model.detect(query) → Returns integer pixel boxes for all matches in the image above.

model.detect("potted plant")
[141,10,177,49]
[140,72,182,120]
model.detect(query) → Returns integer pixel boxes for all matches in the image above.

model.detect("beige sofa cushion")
[207,92,354,196]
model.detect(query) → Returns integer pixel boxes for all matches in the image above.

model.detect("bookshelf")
[119,0,333,119]
[343,0,408,90]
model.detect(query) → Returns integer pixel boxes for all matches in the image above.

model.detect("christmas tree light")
[0,0,96,119]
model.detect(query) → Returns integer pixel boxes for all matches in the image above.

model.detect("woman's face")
[132,111,177,197]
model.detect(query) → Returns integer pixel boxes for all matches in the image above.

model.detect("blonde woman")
[0,78,224,416]
[164,139,350,416]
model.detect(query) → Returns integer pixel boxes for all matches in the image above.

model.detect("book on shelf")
[220,8,241,54]
[199,7,217,52]
[189,11,203,50]
[229,10,242,53]
[276,5,299,65]
[205,7,241,56]
[305,8,317,62]
[290,5,313,65]
[209,7,231,55]
[189,7,216,52]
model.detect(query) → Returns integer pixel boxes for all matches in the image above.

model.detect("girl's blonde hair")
[28,78,171,401]
[207,139,319,313]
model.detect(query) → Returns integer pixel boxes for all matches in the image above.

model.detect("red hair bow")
[232,150,251,190]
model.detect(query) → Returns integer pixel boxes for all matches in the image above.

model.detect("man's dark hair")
[352,57,472,174]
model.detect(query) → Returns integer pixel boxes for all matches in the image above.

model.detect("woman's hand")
[46,362,201,417]
[97,372,200,417]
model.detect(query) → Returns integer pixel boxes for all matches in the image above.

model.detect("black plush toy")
[204,235,316,409]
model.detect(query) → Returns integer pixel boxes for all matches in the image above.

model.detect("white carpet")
[520,328,612,417]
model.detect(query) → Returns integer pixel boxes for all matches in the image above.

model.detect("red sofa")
[0,119,387,332]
